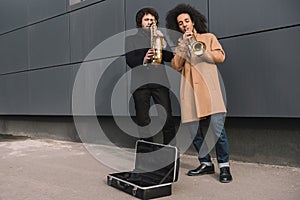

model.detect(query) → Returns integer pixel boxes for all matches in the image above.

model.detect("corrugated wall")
[0,0,299,117]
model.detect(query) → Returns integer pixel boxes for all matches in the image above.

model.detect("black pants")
[133,87,176,145]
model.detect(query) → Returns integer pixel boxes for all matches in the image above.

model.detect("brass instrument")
[150,20,163,64]
[185,28,206,56]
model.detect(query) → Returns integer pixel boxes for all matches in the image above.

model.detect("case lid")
[134,140,179,183]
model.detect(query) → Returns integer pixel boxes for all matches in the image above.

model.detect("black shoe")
[219,167,233,183]
[187,164,215,176]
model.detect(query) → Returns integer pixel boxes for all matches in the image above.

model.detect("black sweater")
[125,29,174,91]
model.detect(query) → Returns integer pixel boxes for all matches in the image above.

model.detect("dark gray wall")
[0,0,70,115]
[0,0,300,117]
[210,0,300,117]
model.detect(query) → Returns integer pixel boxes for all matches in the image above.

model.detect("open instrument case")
[107,140,180,199]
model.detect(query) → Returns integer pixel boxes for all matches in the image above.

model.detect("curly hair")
[136,7,159,28]
[166,4,207,43]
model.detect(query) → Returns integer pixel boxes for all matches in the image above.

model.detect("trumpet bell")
[191,41,206,56]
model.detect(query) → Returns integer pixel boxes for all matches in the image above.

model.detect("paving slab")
[0,138,299,200]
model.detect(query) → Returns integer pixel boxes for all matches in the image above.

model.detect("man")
[166,4,233,183]
[125,7,176,145]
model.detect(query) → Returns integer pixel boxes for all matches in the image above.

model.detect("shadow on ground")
[0,134,30,142]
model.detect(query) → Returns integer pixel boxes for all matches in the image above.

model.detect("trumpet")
[185,27,206,56]
[150,20,163,64]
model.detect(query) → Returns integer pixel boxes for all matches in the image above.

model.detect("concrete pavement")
[0,136,299,200]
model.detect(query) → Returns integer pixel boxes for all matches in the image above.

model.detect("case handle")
[116,180,129,190]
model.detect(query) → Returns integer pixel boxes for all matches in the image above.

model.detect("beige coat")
[171,33,226,123]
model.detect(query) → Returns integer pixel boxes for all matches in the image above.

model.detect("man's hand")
[143,49,154,64]
[155,30,164,37]
[183,29,193,40]
[178,37,189,49]
[155,30,167,48]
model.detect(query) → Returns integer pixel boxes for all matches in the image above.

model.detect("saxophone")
[150,20,163,64]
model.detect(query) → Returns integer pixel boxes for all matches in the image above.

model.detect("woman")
[166,4,232,183]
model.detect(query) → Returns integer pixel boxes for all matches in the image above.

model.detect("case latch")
[107,176,112,185]
[132,186,137,196]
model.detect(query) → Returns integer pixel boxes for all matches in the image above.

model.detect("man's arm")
[125,36,145,68]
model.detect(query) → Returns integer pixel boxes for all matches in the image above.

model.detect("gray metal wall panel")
[0,28,29,74]
[209,0,300,37]
[0,77,4,113]
[0,73,29,115]
[0,0,67,35]
[219,26,300,117]
[29,15,70,69]
[71,57,128,116]
[0,0,28,34]
[125,0,208,30]
[70,0,125,63]
[28,0,67,24]
[68,0,104,10]
[28,66,72,115]
[96,57,127,116]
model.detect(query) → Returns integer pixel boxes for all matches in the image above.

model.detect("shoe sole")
[187,171,215,176]
[219,179,232,183]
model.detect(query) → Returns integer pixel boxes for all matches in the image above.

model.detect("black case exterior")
[107,140,180,199]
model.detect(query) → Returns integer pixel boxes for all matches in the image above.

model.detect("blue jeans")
[187,113,230,166]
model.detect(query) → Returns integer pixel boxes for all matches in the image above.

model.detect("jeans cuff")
[201,162,212,166]
[218,162,229,168]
